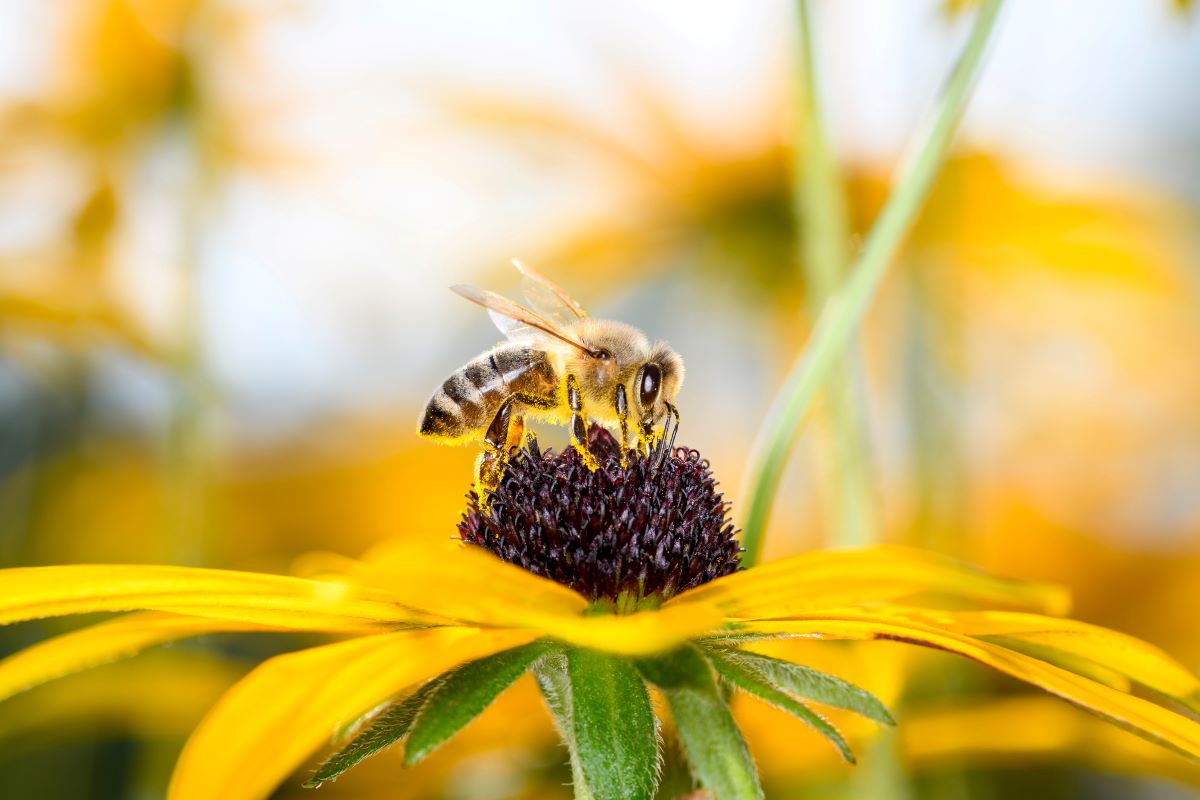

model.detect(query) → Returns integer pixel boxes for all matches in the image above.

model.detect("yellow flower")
[2,429,1199,800]
[0,649,241,749]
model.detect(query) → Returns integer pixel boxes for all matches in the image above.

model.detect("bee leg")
[475,397,517,494]
[505,412,526,451]
[637,420,653,457]
[614,384,630,468]
[474,451,503,497]
[566,374,598,470]
[637,417,660,456]
[652,403,680,470]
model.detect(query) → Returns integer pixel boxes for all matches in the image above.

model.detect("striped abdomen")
[419,344,557,442]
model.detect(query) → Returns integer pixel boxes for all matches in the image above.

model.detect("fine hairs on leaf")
[306,640,553,788]
[564,648,661,800]
[705,648,856,764]
[637,646,764,800]
[702,644,896,726]
[533,651,595,800]
[305,677,443,787]
[404,640,556,766]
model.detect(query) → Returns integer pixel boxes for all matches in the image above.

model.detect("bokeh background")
[2,1,1200,798]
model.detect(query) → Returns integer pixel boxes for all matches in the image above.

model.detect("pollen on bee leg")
[569,413,599,471]
[474,448,507,494]
[636,425,660,458]
[571,434,600,472]
[504,412,526,451]
[564,374,599,471]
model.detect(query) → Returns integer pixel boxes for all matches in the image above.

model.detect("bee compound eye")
[639,363,662,409]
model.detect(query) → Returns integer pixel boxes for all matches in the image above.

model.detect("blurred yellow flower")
[901,695,1200,788]
[0,649,240,748]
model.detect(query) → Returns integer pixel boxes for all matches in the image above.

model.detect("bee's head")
[634,343,684,431]
[573,320,649,400]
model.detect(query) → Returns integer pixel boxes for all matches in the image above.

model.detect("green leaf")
[532,652,594,800]
[704,645,895,726]
[566,648,659,800]
[706,648,856,763]
[696,629,784,645]
[638,646,763,800]
[305,677,442,787]
[403,640,553,766]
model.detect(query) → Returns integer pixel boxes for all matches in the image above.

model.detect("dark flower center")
[457,425,742,606]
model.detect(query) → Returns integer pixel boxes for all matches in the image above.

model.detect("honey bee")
[418,260,684,492]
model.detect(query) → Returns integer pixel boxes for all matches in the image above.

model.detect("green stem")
[903,258,966,555]
[164,131,213,568]
[853,729,914,800]
[165,52,221,568]
[904,260,977,800]
[739,0,1005,567]
[795,0,847,296]
[794,0,876,549]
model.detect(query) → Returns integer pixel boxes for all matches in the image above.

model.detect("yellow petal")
[0,612,264,704]
[354,541,726,655]
[168,627,535,800]
[745,614,1200,762]
[905,610,1200,707]
[0,564,413,630]
[352,539,589,622]
[670,547,1070,618]
[902,695,1200,789]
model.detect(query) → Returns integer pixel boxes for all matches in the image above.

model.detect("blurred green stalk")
[793,11,909,798]
[904,258,967,557]
[165,258,210,565]
[165,289,212,568]
[793,0,876,550]
[165,67,218,568]
[740,0,1005,567]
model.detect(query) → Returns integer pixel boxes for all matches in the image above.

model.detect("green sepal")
[565,648,660,800]
[304,677,442,788]
[696,630,785,645]
[532,652,594,800]
[403,640,554,766]
[702,644,895,725]
[637,645,763,800]
[706,648,856,763]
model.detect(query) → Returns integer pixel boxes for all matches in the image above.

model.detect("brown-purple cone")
[458,425,741,603]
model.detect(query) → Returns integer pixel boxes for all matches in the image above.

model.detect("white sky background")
[1,0,1198,439]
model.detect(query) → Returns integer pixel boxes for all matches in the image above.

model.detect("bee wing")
[450,284,593,354]
[512,259,588,325]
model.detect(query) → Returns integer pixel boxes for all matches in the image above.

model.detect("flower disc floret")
[458,425,741,603]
